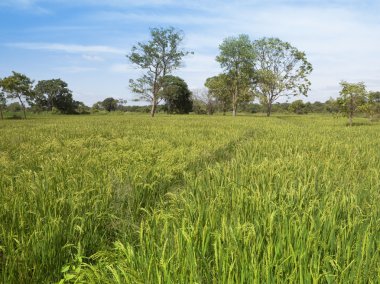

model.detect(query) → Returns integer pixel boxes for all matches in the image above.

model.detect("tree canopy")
[33,79,76,113]
[338,81,367,126]
[204,74,233,115]
[101,97,119,112]
[360,91,380,119]
[160,75,193,114]
[288,99,309,114]
[252,37,313,116]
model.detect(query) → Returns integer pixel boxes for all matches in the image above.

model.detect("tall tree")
[204,74,233,115]
[160,76,192,114]
[0,72,34,119]
[252,37,313,116]
[0,91,6,120]
[127,27,192,117]
[216,34,255,116]
[338,81,367,126]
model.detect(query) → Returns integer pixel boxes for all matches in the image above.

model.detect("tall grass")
[1,115,379,283]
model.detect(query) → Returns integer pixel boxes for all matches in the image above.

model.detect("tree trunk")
[151,75,160,117]
[0,108,3,120]
[349,96,353,126]
[232,87,238,117]
[18,96,27,119]
[150,101,157,117]
[266,102,272,117]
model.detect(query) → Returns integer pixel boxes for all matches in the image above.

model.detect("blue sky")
[1,0,379,105]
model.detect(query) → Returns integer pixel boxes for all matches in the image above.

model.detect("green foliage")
[325,97,340,115]
[127,27,192,117]
[101,97,119,112]
[191,89,217,115]
[288,99,308,114]
[337,81,367,126]
[216,34,255,116]
[0,91,6,120]
[6,102,22,112]
[253,38,313,116]
[309,101,325,113]
[33,79,74,113]
[359,91,380,120]
[204,74,233,115]
[74,101,91,114]
[0,71,34,119]
[160,75,193,114]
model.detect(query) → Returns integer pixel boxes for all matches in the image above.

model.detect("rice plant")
[1,115,379,283]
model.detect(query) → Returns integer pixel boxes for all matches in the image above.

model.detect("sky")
[0,0,379,105]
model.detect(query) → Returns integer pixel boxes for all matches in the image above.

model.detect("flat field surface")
[0,114,379,283]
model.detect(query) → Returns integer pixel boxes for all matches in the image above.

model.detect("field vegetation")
[1,114,379,283]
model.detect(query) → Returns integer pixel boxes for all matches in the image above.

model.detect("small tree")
[116,98,128,111]
[0,91,6,120]
[204,74,232,115]
[288,99,308,114]
[92,102,102,112]
[310,101,325,113]
[101,97,119,112]
[253,38,313,116]
[360,91,380,120]
[161,76,192,114]
[127,27,192,117]
[337,81,367,126]
[216,34,255,116]
[0,72,34,119]
[73,101,90,114]
[7,102,22,112]
[325,98,340,116]
[192,88,216,115]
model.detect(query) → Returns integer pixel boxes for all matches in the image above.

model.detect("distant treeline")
[2,96,378,117]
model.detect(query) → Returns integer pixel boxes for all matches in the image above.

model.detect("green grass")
[1,114,379,283]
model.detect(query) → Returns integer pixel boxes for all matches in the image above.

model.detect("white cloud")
[90,11,229,26]
[0,0,50,13]
[7,43,125,55]
[174,54,219,89]
[53,66,98,73]
[109,63,134,74]
[0,0,36,7]
[82,54,104,62]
